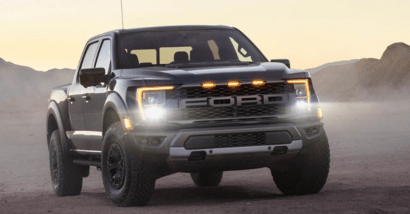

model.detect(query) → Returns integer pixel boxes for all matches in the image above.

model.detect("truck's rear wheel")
[270,132,330,195]
[49,130,83,196]
[101,122,156,207]
[190,171,223,187]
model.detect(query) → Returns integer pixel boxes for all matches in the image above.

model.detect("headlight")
[143,91,166,106]
[287,79,311,112]
[136,86,175,121]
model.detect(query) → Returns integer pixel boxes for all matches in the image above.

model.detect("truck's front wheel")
[49,130,83,196]
[270,132,330,195]
[101,122,156,207]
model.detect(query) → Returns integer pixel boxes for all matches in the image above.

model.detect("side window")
[229,37,252,62]
[95,40,111,74]
[80,42,98,70]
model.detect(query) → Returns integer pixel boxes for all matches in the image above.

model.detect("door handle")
[82,95,91,101]
[67,96,75,102]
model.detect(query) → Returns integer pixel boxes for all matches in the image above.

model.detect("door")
[83,39,112,151]
[68,41,99,150]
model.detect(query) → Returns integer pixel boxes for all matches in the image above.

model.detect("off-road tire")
[190,172,223,187]
[101,122,156,207]
[271,131,330,195]
[49,130,83,196]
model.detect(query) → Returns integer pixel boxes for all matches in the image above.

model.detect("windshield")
[118,29,267,68]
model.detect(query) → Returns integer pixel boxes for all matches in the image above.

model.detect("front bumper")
[125,121,324,173]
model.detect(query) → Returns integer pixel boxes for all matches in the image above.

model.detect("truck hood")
[120,62,310,85]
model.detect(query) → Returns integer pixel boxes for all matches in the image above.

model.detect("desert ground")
[1,99,409,214]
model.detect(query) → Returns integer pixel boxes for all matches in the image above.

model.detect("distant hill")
[306,59,360,74]
[311,42,410,102]
[0,58,75,104]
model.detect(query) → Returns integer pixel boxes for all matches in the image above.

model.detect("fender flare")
[102,92,130,135]
[46,101,70,154]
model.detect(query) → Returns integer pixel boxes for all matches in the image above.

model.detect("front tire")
[101,122,156,207]
[49,130,83,196]
[271,131,330,195]
[190,172,223,187]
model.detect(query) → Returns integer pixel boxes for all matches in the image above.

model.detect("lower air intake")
[214,133,265,148]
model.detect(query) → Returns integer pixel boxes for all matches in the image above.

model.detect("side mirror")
[271,59,291,68]
[79,68,109,88]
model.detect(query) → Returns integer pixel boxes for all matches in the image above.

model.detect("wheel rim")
[50,146,59,187]
[107,143,125,189]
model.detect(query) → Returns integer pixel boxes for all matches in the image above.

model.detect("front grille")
[168,104,287,121]
[214,133,265,148]
[166,82,290,122]
[167,82,289,99]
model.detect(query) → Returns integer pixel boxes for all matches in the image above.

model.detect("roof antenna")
[120,0,124,30]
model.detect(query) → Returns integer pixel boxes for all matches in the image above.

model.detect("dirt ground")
[1,100,410,213]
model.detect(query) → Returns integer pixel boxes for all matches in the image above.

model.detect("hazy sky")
[0,0,409,71]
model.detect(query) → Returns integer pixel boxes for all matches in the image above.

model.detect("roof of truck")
[89,25,235,41]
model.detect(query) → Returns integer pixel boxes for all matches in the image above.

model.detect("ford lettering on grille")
[179,94,288,108]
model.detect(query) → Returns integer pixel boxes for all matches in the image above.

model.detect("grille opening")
[214,133,266,148]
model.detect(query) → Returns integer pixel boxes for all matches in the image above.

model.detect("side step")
[73,159,101,167]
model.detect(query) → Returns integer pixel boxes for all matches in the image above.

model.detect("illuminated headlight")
[143,90,167,106]
[287,79,311,112]
[296,100,308,109]
[144,106,167,120]
[136,86,174,121]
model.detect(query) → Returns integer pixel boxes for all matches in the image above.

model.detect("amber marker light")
[202,82,216,89]
[123,117,132,129]
[136,86,175,120]
[318,107,323,119]
[287,79,311,111]
[228,81,241,87]
[252,79,265,86]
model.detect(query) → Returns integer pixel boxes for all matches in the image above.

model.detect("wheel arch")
[102,92,130,136]
[47,101,69,154]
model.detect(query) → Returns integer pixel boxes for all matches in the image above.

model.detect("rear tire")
[271,131,330,195]
[190,172,223,187]
[101,122,156,207]
[49,130,83,196]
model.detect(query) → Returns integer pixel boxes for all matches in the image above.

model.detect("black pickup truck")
[46,25,330,206]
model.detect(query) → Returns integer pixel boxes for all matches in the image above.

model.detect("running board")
[73,159,101,167]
